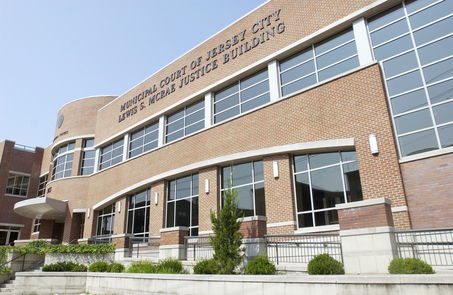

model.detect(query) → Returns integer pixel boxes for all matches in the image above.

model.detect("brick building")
[2,0,452,263]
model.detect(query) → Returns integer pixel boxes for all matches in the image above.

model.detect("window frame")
[165,99,205,144]
[99,139,124,171]
[80,138,96,176]
[37,174,48,198]
[5,173,30,197]
[51,142,75,180]
[129,121,159,158]
[96,204,115,236]
[127,188,151,237]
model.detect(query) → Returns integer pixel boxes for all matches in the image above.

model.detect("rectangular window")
[96,204,115,236]
[5,173,30,197]
[280,28,359,96]
[0,226,21,246]
[221,161,265,217]
[129,121,159,158]
[99,139,124,170]
[166,99,205,143]
[127,189,151,237]
[166,174,199,236]
[293,151,363,229]
[51,142,75,180]
[214,69,270,124]
[37,174,48,198]
[80,138,95,175]
[33,219,41,233]
[367,0,453,157]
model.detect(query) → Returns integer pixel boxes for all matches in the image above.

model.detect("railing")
[265,233,342,265]
[184,236,213,261]
[0,253,26,271]
[395,228,453,266]
[129,237,160,258]
[89,235,112,244]
[14,143,35,152]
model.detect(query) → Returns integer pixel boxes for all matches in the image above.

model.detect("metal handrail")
[129,237,160,258]
[184,236,212,261]
[89,235,112,244]
[0,253,26,270]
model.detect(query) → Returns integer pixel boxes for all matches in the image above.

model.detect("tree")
[209,175,244,274]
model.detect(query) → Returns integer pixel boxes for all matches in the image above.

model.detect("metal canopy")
[13,197,67,222]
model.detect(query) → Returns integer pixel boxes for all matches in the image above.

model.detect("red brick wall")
[338,202,394,231]
[401,153,453,229]
[160,228,189,245]
[239,219,267,239]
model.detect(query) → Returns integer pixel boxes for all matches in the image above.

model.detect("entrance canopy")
[14,197,67,222]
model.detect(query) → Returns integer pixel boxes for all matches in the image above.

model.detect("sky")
[0,0,267,149]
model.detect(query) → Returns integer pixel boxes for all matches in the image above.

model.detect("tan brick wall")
[338,203,394,231]
[113,196,128,235]
[401,153,453,229]
[149,180,166,237]
[198,166,219,233]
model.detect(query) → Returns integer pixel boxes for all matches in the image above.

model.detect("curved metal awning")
[14,197,67,222]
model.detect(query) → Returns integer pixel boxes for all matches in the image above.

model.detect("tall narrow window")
[80,139,95,175]
[166,174,199,236]
[33,219,41,233]
[96,204,115,236]
[221,161,265,217]
[5,173,30,197]
[130,121,159,158]
[51,142,75,180]
[214,69,270,123]
[127,189,151,237]
[166,99,205,143]
[99,139,124,170]
[293,151,363,229]
[37,174,48,198]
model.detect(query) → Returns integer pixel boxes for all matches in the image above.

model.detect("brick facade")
[337,200,394,231]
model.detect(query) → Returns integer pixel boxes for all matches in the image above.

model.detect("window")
[0,225,21,246]
[37,174,48,198]
[51,142,75,180]
[99,139,124,170]
[79,213,85,239]
[129,121,159,158]
[214,69,270,123]
[5,173,30,196]
[96,204,115,236]
[221,161,265,217]
[367,0,453,157]
[33,219,41,233]
[293,151,363,229]
[167,174,199,236]
[280,28,359,96]
[80,139,95,175]
[127,189,150,237]
[166,99,205,143]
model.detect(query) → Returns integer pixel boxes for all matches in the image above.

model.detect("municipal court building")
[1,0,452,272]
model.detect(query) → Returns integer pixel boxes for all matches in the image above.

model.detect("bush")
[156,257,183,274]
[42,261,85,272]
[71,264,88,272]
[0,267,12,275]
[106,262,125,273]
[193,258,219,274]
[126,260,156,273]
[88,261,109,272]
[245,255,276,275]
[307,253,345,275]
[388,258,435,274]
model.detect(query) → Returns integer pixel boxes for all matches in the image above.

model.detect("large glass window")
[80,139,95,175]
[96,204,115,236]
[293,151,363,229]
[127,189,151,237]
[51,142,75,180]
[280,28,359,96]
[130,121,159,158]
[99,139,124,170]
[37,174,48,198]
[221,161,265,217]
[5,173,30,196]
[368,0,453,157]
[0,225,21,246]
[214,69,270,123]
[166,99,205,143]
[166,174,199,236]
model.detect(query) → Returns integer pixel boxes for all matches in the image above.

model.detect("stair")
[0,277,15,293]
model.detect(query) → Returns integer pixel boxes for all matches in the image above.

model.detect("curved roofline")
[57,95,118,114]
[98,0,270,112]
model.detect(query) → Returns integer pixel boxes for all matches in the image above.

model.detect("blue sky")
[0,0,267,148]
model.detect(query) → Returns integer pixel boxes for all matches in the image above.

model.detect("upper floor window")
[5,173,30,197]
[80,139,95,175]
[166,99,205,143]
[99,139,124,170]
[127,188,150,237]
[130,121,159,158]
[221,161,265,217]
[33,219,41,233]
[367,0,453,157]
[52,142,75,180]
[280,28,359,96]
[293,151,363,229]
[214,69,270,124]
[37,174,48,198]
[167,174,199,236]
[96,204,115,236]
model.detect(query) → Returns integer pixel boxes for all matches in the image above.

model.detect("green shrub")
[106,262,125,273]
[126,260,156,273]
[0,267,12,275]
[245,255,276,275]
[42,261,79,272]
[307,253,345,275]
[156,257,183,274]
[71,264,88,272]
[388,258,435,274]
[193,258,219,274]
[88,261,109,272]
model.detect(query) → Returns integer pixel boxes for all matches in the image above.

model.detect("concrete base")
[114,248,132,260]
[243,238,266,260]
[341,226,397,274]
[159,244,186,260]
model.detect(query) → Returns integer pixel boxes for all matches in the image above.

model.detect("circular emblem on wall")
[57,114,64,129]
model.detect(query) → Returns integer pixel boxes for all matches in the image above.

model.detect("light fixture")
[205,179,210,193]
[273,161,279,178]
[369,134,379,154]
[155,192,158,205]
[87,208,91,218]
[118,201,121,213]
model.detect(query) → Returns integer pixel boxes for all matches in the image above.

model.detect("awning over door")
[14,197,67,222]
